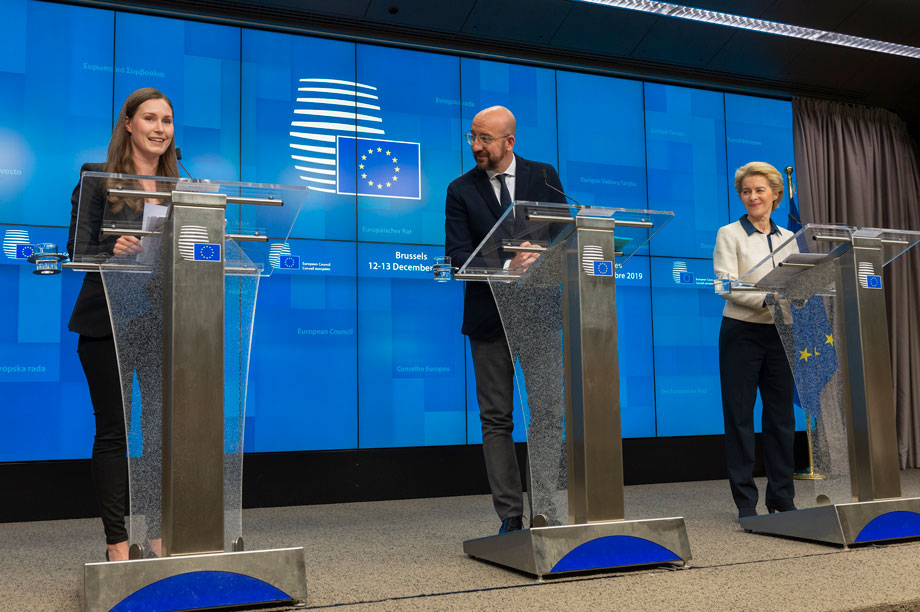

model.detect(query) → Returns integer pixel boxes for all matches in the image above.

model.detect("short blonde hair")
[734,161,784,211]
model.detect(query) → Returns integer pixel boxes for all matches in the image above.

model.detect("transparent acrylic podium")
[68,171,308,611]
[720,223,920,546]
[455,201,691,577]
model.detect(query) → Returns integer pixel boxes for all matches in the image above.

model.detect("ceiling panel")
[460,0,572,45]
[835,0,920,47]
[256,0,372,20]
[364,0,477,32]
[705,30,803,81]
[629,16,737,68]
[760,0,868,30]
[549,4,658,56]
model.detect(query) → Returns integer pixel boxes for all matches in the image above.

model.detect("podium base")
[739,497,920,547]
[83,547,307,612]
[463,517,690,578]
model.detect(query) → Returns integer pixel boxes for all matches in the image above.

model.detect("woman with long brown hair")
[66,87,177,561]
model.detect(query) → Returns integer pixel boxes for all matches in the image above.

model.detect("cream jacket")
[713,217,796,324]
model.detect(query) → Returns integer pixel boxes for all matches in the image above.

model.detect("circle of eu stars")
[359,147,400,191]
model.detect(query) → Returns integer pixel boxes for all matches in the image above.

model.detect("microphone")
[176,147,193,179]
[542,168,581,207]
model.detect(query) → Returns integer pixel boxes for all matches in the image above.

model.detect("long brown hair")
[105,88,179,212]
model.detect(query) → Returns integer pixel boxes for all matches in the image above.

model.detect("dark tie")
[497,173,512,212]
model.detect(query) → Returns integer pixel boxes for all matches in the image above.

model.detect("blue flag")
[786,184,837,416]
[280,255,300,270]
[788,190,802,233]
[790,298,838,416]
[193,243,221,262]
[336,136,421,199]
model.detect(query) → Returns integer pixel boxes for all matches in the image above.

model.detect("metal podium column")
[835,236,901,501]
[78,177,309,612]
[462,207,690,577]
[563,216,624,523]
[738,227,920,546]
[161,191,227,557]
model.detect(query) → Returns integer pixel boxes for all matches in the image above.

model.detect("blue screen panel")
[355,45,461,245]
[114,13,241,182]
[616,256,656,438]
[725,94,794,229]
[0,1,113,226]
[645,84,728,259]
[0,225,94,461]
[651,257,724,436]
[556,71,647,208]
[241,29,357,241]
[357,243,466,448]
[459,59,558,175]
[246,240,358,451]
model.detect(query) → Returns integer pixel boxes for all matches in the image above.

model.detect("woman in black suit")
[67,87,177,561]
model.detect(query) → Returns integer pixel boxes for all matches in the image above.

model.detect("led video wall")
[0,0,799,461]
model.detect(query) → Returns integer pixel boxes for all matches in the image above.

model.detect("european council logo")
[290,78,421,199]
[672,261,694,284]
[3,229,32,260]
[581,245,611,277]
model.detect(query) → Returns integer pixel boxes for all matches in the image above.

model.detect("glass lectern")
[68,171,308,612]
[453,200,691,577]
[721,223,920,546]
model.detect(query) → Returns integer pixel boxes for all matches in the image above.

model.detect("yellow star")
[377,147,382,152]
[377,183,382,189]
[359,164,364,169]
[825,334,834,346]
[386,182,391,187]
[392,157,398,163]
[368,180,374,186]
[386,150,391,156]
[392,176,398,181]
[368,148,373,154]
[814,346,821,356]
[361,155,366,160]
[799,348,813,362]
[395,167,400,173]
[361,173,367,179]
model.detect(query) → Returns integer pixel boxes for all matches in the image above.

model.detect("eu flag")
[336,136,421,199]
[280,255,300,269]
[593,260,612,276]
[16,244,35,259]
[791,298,838,416]
[193,243,221,262]
[786,186,837,416]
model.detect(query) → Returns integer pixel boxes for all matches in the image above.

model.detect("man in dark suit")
[444,105,566,534]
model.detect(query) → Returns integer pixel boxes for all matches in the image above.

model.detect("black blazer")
[444,154,567,340]
[67,163,144,337]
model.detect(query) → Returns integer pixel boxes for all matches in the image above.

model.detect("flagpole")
[786,165,826,481]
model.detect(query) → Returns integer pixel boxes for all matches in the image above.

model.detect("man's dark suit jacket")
[444,154,567,340]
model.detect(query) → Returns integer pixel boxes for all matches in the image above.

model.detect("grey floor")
[3,471,920,611]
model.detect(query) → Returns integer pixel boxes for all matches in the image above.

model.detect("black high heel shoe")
[767,505,797,513]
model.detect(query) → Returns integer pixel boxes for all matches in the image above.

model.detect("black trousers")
[78,333,162,545]
[718,316,796,512]
[469,335,522,521]
[78,334,128,544]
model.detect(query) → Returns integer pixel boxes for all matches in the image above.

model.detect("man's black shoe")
[498,516,523,535]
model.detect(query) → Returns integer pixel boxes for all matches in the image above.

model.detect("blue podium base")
[740,497,920,547]
[463,517,690,578]
[83,547,307,612]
